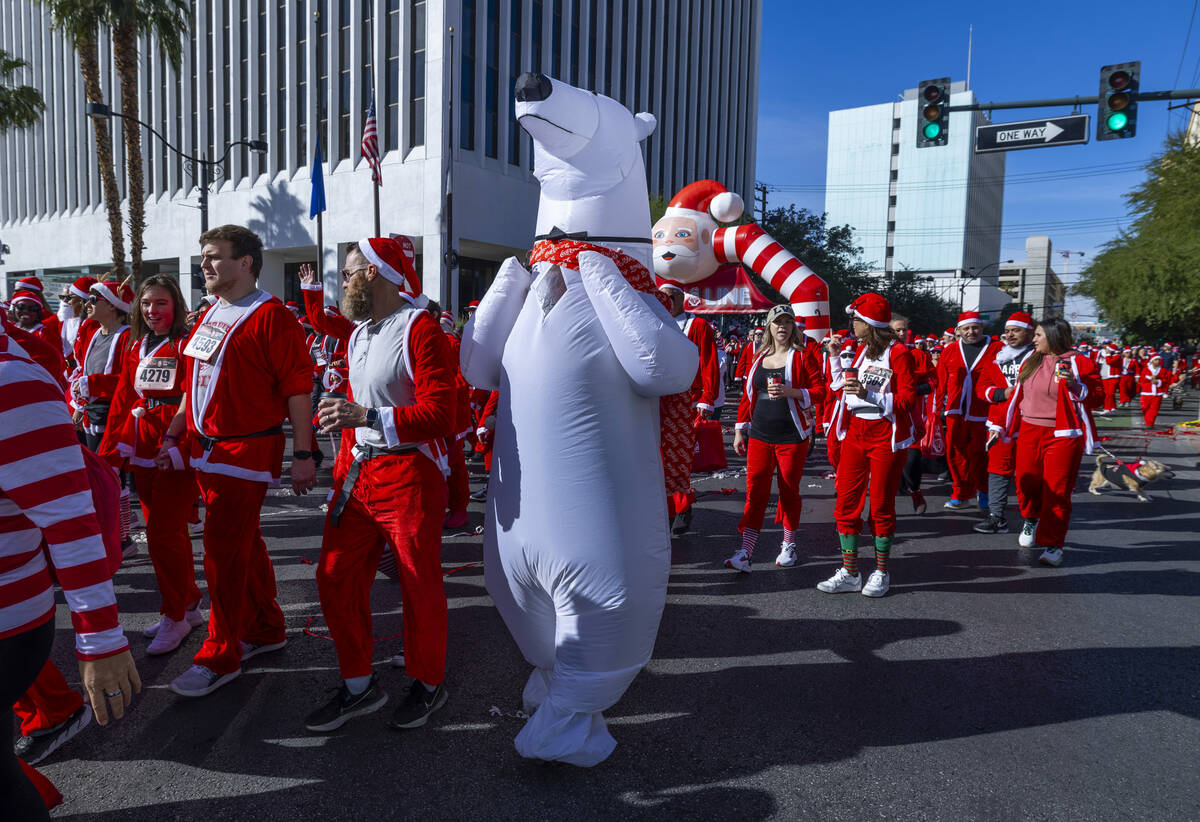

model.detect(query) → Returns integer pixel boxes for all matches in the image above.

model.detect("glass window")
[551,0,561,79]
[386,0,400,150]
[570,0,579,85]
[485,0,498,157]
[603,1,612,96]
[409,0,426,147]
[338,4,352,159]
[460,0,476,150]
[531,0,542,73]
[588,0,597,90]
[361,0,374,137]
[297,0,308,167]
[224,5,232,173]
[257,0,266,176]
[317,3,328,158]
[275,0,286,172]
[508,0,521,165]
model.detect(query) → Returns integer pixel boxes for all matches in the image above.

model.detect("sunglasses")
[341,265,370,282]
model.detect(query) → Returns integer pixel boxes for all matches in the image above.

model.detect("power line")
[1175,0,1200,90]
[764,160,1148,194]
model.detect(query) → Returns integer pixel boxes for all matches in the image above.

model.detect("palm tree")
[41,0,126,279]
[0,50,46,133]
[109,0,189,286]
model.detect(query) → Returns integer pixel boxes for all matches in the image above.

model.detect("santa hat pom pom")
[710,191,744,223]
[132,407,146,419]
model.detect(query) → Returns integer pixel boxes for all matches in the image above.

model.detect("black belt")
[144,396,182,409]
[197,425,284,452]
[330,443,420,526]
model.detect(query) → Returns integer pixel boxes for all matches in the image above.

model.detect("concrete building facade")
[997,235,1066,320]
[0,0,762,312]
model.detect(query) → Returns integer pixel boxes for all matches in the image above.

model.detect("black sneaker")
[670,508,693,537]
[973,515,1010,534]
[390,680,448,729]
[304,675,388,733]
[18,705,92,765]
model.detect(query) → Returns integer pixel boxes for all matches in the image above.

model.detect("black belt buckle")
[197,435,216,451]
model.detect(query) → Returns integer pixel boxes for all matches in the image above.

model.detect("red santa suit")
[1097,345,1122,412]
[1138,358,1172,427]
[70,319,132,448]
[442,326,473,522]
[976,342,1034,479]
[1118,351,1139,405]
[317,237,456,688]
[181,289,312,676]
[935,313,1003,503]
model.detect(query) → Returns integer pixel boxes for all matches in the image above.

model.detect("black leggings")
[0,618,55,821]
[898,447,923,495]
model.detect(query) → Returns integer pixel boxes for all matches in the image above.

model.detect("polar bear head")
[516,73,657,252]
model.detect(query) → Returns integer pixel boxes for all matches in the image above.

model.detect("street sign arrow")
[974,114,1089,153]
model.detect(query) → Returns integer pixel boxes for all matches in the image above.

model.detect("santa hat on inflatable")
[359,235,426,307]
[69,276,97,300]
[1005,312,1033,329]
[662,180,745,227]
[16,275,43,294]
[956,311,982,328]
[10,290,41,309]
[845,292,891,328]
[439,311,456,332]
[89,281,133,313]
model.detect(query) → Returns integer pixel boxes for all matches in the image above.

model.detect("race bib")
[183,324,227,362]
[134,357,178,391]
[861,365,893,392]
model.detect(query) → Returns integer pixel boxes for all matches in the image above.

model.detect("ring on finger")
[105,689,122,697]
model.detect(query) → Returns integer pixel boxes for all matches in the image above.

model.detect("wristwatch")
[293,450,313,461]
[365,407,379,426]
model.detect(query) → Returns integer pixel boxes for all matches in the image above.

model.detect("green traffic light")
[1106,111,1128,132]
[923,122,942,140]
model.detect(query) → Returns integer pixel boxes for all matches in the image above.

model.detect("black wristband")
[293,450,313,460]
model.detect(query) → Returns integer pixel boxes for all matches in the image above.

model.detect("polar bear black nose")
[515,72,553,103]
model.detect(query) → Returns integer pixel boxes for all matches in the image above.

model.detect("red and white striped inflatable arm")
[712,224,830,340]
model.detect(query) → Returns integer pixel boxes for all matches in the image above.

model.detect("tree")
[1074,132,1200,342]
[41,0,126,279]
[881,267,960,335]
[109,0,190,286]
[0,50,45,133]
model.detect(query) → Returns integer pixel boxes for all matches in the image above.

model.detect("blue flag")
[309,136,326,219]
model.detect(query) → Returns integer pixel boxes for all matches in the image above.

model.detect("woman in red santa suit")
[99,276,205,654]
[724,305,825,572]
[70,282,133,453]
[1000,318,1101,567]
[1138,353,1172,427]
[817,294,918,598]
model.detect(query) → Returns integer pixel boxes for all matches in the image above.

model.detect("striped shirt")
[0,333,128,659]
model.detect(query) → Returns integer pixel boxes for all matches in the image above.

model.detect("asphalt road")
[30,395,1200,821]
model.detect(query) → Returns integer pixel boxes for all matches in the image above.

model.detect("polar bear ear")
[634,112,657,142]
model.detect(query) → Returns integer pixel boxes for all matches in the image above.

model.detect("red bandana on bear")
[528,239,695,497]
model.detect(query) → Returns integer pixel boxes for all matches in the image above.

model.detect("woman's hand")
[733,429,747,456]
[298,263,318,286]
[844,377,868,399]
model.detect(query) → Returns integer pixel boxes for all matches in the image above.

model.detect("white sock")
[344,675,371,695]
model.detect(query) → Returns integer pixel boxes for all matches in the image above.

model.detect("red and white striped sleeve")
[0,336,128,659]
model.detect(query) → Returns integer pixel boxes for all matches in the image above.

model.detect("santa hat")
[753,326,765,333]
[1005,312,1033,330]
[1122,347,1132,353]
[943,328,955,337]
[658,282,685,296]
[956,311,982,328]
[16,276,43,294]
[467,300,480,310]
[359,236,424,306]
[10,290,41,308]
[664,180,745,224]
[439,311,455,325]
[69,276,97,300]
[285,300,301,314]
[90,281,133,313]
[845,292,891,329]
[1150,353,1163,362]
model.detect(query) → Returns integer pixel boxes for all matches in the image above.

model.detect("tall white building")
[0,0,762,311]
[824,82,1009,314]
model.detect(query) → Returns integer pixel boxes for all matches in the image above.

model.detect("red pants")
[1014,424,1084,547]
[986,437,1015,476]
[131,466,202,621]
[1119,376,1136,404]
[826,423,842,471]
[1102,378,1120,411]
[739,438,810,532]
[945,415,988,500]
[12,661,82,735]
[834,416,907,538]
[193,473,287,675]
[1141,395,1163,427]
[317,453,448,684]
[444,437,469,514]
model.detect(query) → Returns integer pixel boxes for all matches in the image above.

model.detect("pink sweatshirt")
[1020,356,1063,428]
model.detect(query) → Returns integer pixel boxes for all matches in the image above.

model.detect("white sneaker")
[143,605,205,638]
[817,567,862,593]
[1039,547,1064,567]
[724,548,752,573]
[240,638,288,661]
[862,570,890,597]
[775,543,798,567]
[146,616,194,655]
[169,665,240,698]
[1019,519,1038,548]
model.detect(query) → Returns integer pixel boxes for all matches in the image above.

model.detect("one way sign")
[974,114,1090,153]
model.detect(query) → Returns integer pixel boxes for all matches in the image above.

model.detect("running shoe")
[240,639,288,662]
[817,567,862,593]
[390,680,448,730]
[943,498,969,510]
[1039,547,1064,567]
[1019,519,1038,548]
[862,570,890,598]
[305,675,388,733]
[170,665,241,698]
[146,616,194,655]
[15,705,92,765]
[775,543,797,567]
[973,515,1010,534]
[724,548,751,573]
[144,604,205,638]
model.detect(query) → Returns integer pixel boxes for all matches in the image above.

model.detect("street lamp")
[961,260,1014,311]
[86,102,267,232]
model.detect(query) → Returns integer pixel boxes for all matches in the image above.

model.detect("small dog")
[1088,455,1176,502]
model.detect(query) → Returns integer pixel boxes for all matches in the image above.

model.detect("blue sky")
[755,1,1197,321]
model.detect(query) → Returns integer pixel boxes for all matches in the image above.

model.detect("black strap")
[144,396,183,409]
[197,425,284,452]
[329,443,420,526]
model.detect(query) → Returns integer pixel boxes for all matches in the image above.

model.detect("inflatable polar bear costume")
[460,73,698,767]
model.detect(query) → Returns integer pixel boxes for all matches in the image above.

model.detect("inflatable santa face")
[460,73,697,768]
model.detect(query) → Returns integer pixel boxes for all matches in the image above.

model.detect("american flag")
[361,93,382,186]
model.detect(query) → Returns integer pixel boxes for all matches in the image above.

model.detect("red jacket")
[936,338,1003,421]
[1002,351,1102,452]
[975,345,1035,440]
[444,331,473,438]
[735,341,758,381]
[1138,364,1174,397]
[301,282,354,342]
[183,292,313,485]
[735,347,826,440]
[829,340,920,451]
[100,334,192,470]
[682,315,720,412]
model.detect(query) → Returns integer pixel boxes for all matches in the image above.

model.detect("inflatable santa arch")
[652,180,831,339]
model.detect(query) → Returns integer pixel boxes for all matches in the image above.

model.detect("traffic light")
[916,78,950,147]
[1098,62,1139,141]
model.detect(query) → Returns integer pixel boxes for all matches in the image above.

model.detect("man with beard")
[304,236,457,733]
[973,313,1036,536]
[155,224,315,698]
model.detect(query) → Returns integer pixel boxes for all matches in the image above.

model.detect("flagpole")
[317,212,324,278]
[373,182,380,236]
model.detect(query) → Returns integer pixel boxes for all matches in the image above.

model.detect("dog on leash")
[1088,454,1176,502]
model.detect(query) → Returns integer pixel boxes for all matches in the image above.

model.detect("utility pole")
[754,181,769,222]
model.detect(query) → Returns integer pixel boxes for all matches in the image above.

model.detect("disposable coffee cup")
[844,367,859,381]
[768,374,782,397]
[319,391,347,431]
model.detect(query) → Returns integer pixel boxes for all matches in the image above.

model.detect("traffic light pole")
[945,87,1200,113]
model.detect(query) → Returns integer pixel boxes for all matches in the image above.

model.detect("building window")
[892,118,900,129]
[508,0,521,165]
[569,0,579,85]
[338,0,351,160]
[239,0,249,161]
[360,0,374,152]
[603,1,612,95]
[176,49,184,185]
[588,0,597,90]
[275,0,286,172]
[632,0,641,110]
[296,0,308,167]
[551,0,562,78]
[223,5,232,173]
[531,0,543,73]
[386,0,400,150]
[257,0,266,176]
[206,26,215,163]
[485,0,499,157]
[460,0,476,150]
[317,3,328,158]
[410,0,426,147]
